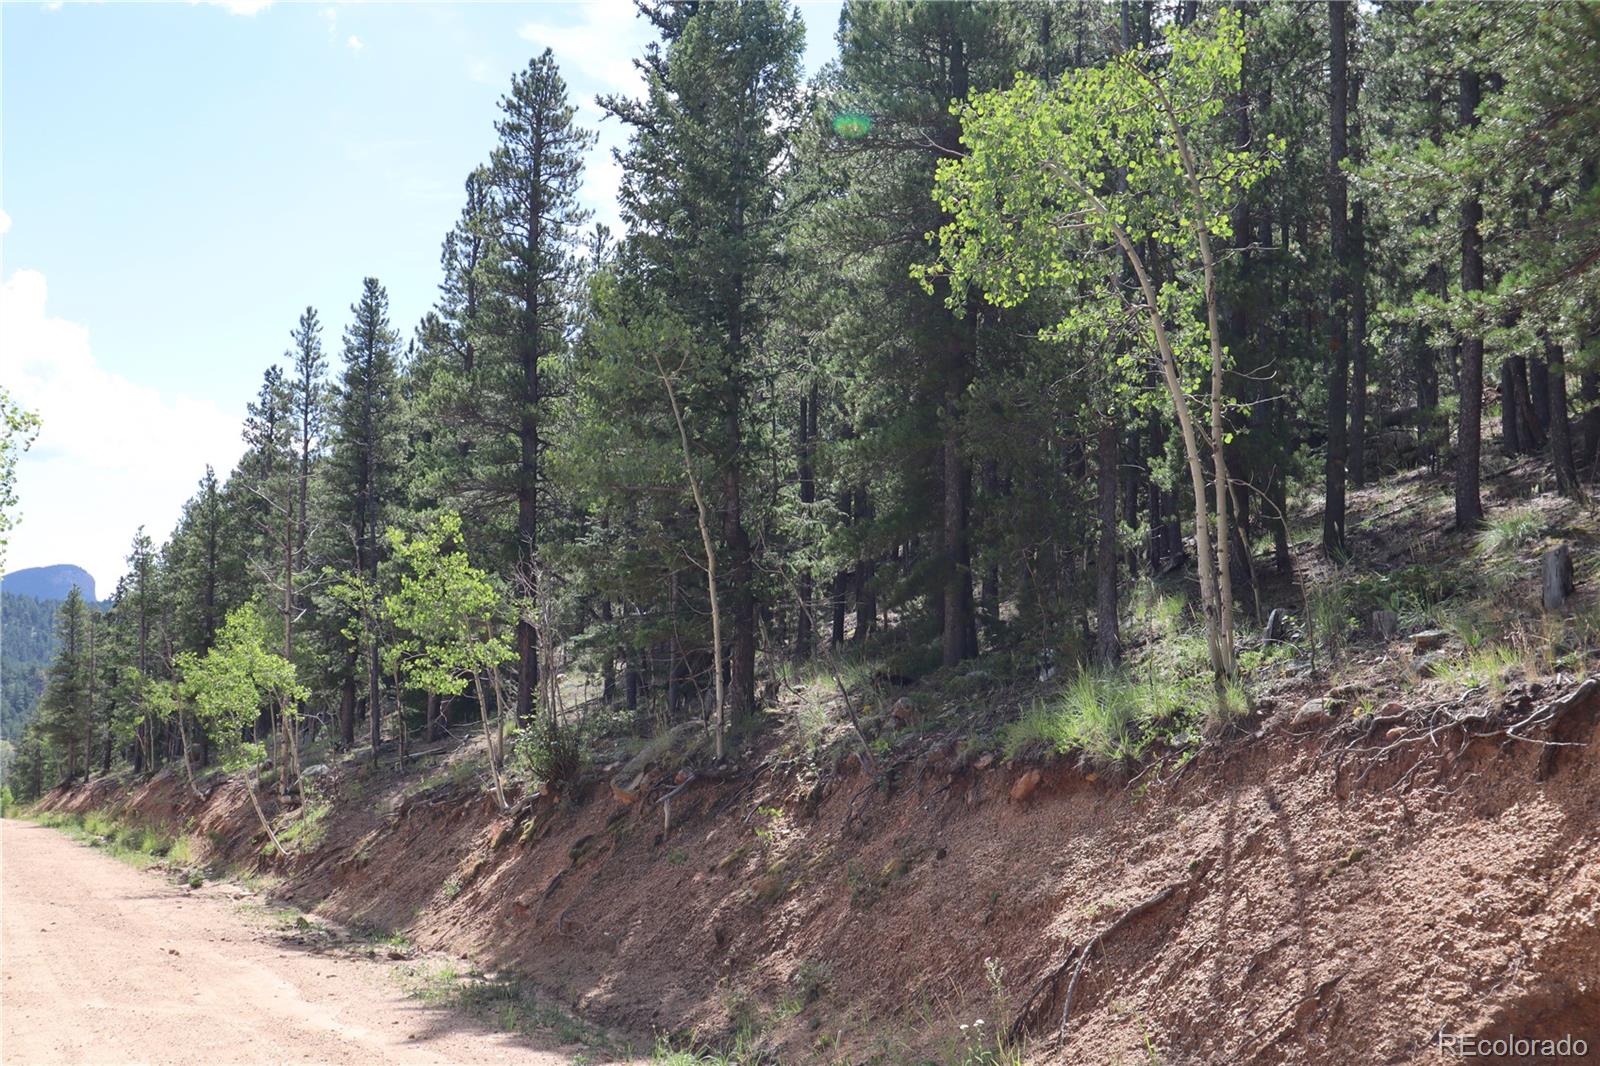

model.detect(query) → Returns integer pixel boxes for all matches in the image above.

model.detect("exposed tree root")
[1008,880,1186,1045]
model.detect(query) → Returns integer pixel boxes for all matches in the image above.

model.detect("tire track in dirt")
[0,818,629,1065]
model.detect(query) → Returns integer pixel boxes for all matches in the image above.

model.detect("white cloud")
[193,0,273,15]
[0,270,245,592]
[514,4,653,240]
[346,34,363,51]
[518,3,649,100]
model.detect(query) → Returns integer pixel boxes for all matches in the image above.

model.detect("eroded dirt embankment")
[38,683,1600,1065]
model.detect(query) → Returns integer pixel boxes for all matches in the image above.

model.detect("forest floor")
[0,817,641,1065]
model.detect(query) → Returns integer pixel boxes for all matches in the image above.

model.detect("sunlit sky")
[0,0,841,594]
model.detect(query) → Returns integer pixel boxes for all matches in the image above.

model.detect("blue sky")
[1,0,842,592]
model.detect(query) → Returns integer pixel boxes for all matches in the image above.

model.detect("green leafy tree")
[0,386,40,569]
[380,513,514,806]
[925,9,1277,681]
[178,603,306,851]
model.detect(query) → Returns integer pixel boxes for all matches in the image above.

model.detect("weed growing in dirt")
[402,752,484,800]
[1000,669,1210,766]
[1474,506,1545,562]
[652,1030,768,1065]
[1433,644,1521,694]
[398,963,616,1053]
[29,811,175,870]
[276,788,331,855]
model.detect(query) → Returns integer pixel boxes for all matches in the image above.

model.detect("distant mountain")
[2,565,97,604]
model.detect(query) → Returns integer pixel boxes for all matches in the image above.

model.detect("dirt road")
[0,818,627,1065]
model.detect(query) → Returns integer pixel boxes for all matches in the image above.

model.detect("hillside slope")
[38,672,1600,1064]
[2,592,61,740]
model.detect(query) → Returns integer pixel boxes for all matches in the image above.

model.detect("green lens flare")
[832,111,872,139]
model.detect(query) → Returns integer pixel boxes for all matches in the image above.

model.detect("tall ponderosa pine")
[37,587,92,780]
[327,278,403,754]
[285,307,327,659]
[606,0,804,716]
[479,51,592,722]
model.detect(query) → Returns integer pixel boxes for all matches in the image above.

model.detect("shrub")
[1304,578,1354,663]
[516,716,586,794]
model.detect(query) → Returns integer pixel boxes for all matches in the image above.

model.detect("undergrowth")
[397,961,616,1055]
[29,809,177,869]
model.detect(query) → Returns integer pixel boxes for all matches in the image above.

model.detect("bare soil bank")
[38,681,1600,1065]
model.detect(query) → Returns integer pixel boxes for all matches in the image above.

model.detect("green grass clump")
[31,810,175,869]
[652,1031,765,1065]
[1002,669,1207,766]
[276,792,331,854]
[1474,507,1545,561]
[399,963,612,1052]
[1434,644,1521,693]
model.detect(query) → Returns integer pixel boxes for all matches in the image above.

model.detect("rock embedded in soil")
[1264,608,1290,643]
[1372,609,1400,640]
[1412,629,1450,653]
[1009,769,1043,804]
[1291,699,1335,729]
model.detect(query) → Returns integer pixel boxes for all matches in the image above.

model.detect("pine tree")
[37,587,91,781]
[606,0,805,716]
[326,278,403,755]
[470,50,592,722]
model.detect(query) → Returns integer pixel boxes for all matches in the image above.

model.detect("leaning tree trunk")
[1347,65,1369,489]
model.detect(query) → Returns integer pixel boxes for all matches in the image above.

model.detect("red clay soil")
[38,681,1600,1065]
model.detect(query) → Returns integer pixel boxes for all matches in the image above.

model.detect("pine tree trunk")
[1348,66,1369,489]
[980,458,1001,641]
[941,426,975,666]
[1545,341,1583,499]
[830,570,848,646]
[1455,69,1486,528]
[1323,0,1350,554]
[339,673,355,747]
[1529,355,1551,434]
[795,384,816,660]
[1583,373,1600,472]
[367,639,381,765]
[1094,421,1120,666]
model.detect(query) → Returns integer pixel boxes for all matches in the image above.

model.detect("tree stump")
[1543,545,1575,610]
[1372,609,1399,640]
[1264,608,1290,643]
